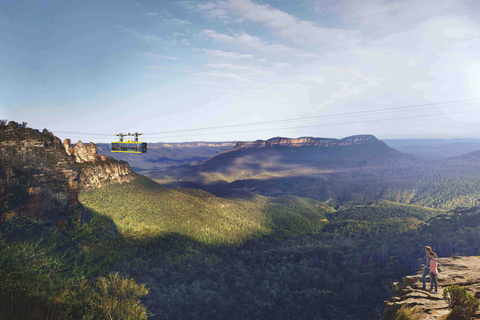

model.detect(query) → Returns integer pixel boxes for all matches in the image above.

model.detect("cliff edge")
[383,256,480,319]
[233,135,384,149]
[0,121,136,225]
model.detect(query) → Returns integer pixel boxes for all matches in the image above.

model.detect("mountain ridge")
[232,134,382,149]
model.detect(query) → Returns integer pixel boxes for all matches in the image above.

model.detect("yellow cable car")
[111,133,147,154]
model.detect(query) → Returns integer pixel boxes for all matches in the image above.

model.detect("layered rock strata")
[383,256,480,319]
[234,135,383,149]
[1,122,136,224]
[1,122,81,225]
[63,139,136,191]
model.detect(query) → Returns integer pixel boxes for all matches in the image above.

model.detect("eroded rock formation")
[1,121,136,224]
[0,122,81,225]
[64,139,136,191]
[383,256,480,319]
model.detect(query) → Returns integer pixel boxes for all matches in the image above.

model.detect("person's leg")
[421,269,429,289]
[430,273,437,292]
[430,272,435,291]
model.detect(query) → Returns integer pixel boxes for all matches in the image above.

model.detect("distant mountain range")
[138,135,480,209]
[384,138,480,159]
[98,138,480,177]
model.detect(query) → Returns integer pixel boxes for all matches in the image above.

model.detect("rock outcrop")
[1,122,81,225]
[1,121,136,224]
[383,256,480,319]
[63,138,136,191]
[233,135,384,149]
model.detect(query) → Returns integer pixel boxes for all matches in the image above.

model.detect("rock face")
[1,121,136,224]
[64,139,136,191]
[78,158,136,192]
[1,122,81,225]
[234,135,384,149]
[383,256,480,319]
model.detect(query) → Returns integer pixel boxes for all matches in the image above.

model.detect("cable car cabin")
[111,141,147,154]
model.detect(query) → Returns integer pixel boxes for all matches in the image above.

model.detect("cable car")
[111,132,147,154]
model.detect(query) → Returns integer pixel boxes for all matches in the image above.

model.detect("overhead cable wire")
[50,99,479,137]
[137,108,480,140]
[142,99,480,136]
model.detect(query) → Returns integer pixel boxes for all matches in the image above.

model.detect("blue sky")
[1,0,480,143]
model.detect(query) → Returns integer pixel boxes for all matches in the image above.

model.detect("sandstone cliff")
[63,139,136,192]
[383,256,480,319]
[1,121,81,225]
[233,135,384,149]
[0,121,136,225]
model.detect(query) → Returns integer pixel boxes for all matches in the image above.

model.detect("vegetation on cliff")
[0,214,149,320]
[443,285,479,320]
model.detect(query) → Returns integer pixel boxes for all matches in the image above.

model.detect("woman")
[429,251,439,294]
[421,246,432,290]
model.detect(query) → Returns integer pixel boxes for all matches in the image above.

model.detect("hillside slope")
[78,175,334,245]
[154,135,480,209]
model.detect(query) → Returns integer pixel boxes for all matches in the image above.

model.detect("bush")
[80,273,150,320]
[394,305,423,320]
[443,285,479,320]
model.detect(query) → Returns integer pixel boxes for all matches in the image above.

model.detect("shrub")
[394,305,423,320]
[443,285,479,320]
[80,273,150,320]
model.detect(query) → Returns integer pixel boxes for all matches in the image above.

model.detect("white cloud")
[201,29,317,58]
[337,0,471,36]
[197,0,355,46]
[141,52,181,61]
[203,63,253,70]
[146,65,167,70]
[227,0,354,45]
[170,39,191,46]
[203,63,273,76]
[196,1,231,20]
[125,28,163,43]
[191,72,250,82]
[163,18,192,25]
[195,48,255,59]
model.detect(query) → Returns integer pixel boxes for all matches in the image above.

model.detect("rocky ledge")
[383,256,480,319]
[233,135,383,149]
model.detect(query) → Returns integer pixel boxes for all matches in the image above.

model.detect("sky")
[1,0,480,143]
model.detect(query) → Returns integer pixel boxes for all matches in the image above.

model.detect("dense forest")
[2,202,480,319]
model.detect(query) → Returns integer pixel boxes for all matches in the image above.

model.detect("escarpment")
[233,135,384,149]
[0,121,136,224]
[383,256,480,319]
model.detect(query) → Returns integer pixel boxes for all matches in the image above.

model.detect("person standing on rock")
[429,251,439,294]
[421,246,433,291]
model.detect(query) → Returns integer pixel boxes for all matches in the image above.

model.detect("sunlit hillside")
[78,175,334,245]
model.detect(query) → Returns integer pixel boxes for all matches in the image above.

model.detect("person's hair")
[429,251,438,258]
[425,246,432,252]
